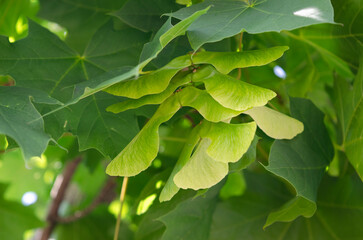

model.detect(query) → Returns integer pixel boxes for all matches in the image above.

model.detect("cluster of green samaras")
[104,46,304,202]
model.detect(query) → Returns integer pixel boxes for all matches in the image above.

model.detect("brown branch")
[184,114,196,127]
[40,156,82,240]
[243,68,250,83]
[56,177,117,223]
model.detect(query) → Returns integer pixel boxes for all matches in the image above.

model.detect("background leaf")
[159,183,222,240]
[0,20,149,157]
[0,184,43,240]
[265,98,334,225]
[112,0,182,32]
[0,87,60,160]
[334,55,363,180]
[210,171,363,240]
[38,0,127,52]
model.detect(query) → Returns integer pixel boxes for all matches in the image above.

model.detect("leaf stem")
[114,177,129,240]
[237,32,244,80]
[257,143,269,162]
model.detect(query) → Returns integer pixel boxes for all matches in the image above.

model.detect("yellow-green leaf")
[106,96,180,176]
[0,134,8,151]
[106,72,191,113]
[200,121,256,163]
[178,87,241,122]
[193,66,276,111]
[192,46,289,74]
[160,121,256,201]
[174,138,229,190]
[160,125,201,202]
[104,55,191,99]
[139,6,210,69]
[245,106,304,139]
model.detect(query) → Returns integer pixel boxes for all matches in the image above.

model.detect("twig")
[184,114,196,127]
[243,68,250,83]
[56,177,117,223]
[113,177,129,240]
[40,156,82,240]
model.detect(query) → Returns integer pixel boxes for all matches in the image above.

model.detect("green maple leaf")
[334,55,363,180]
[38,0,127,52]
[0,87,60,160]
[170,0,335,50]
[210,172,363,240]
[265,98,334,226]
[0,20,149,158]
[111,0,182,32]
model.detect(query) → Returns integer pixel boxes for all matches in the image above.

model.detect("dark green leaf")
[159,183,221,240]
[112,0,182,32]
[0,87,60,160]
[135,190,195,240]
[265,98,334,225]
[210,171,363,240]
[72,7,209,102]
[334,55,363,180]
[0,20,149,157]
[38,0,126,52]
[171,0,335,49]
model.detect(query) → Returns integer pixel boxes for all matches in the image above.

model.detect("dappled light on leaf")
[293,8,324,21]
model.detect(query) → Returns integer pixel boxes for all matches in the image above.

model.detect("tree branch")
[40,156,82,240]
[56,177,117,223]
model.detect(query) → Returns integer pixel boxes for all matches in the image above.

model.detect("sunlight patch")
[273,65,286,79]
[21,191,38,206]
[293,8,323,21]
[137,194,157,215]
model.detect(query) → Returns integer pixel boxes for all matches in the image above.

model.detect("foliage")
[0,0,362,239]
